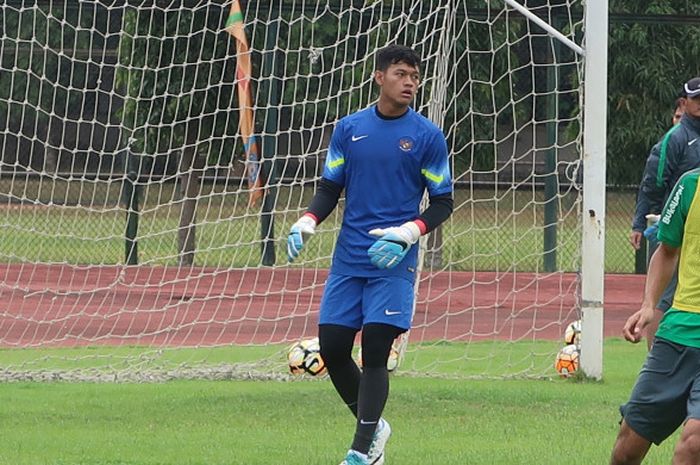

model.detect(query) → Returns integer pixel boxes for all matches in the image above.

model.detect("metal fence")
[607,187,649,275]
[0,170,644,273]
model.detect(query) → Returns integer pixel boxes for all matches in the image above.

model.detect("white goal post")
[579,0,608,380]
[0,0,605,381]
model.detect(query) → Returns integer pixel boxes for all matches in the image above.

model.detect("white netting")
[0,0,584,381]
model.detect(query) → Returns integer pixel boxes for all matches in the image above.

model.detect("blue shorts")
[319,274,414,330]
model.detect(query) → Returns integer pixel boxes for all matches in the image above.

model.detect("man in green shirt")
[610,168,700,465]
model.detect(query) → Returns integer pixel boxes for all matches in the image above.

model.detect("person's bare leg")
[673,419,700,465]
[610,420,652,465]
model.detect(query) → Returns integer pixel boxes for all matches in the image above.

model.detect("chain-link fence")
[0,172,643,273]
[607,187,650,274]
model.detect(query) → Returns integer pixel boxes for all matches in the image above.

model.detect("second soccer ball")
[356,345,400,372]
[554,344,580,378]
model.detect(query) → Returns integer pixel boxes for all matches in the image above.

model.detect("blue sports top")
[322,105,452,279]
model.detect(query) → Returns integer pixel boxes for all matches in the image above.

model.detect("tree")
[0,3,117,175]
[607,0,700,185]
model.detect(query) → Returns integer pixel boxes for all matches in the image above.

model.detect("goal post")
[0,0,599,381]
[498,0,607,380]
[580,0,608,380]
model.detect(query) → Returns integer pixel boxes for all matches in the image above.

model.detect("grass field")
[0,179,651,463]
[0,338,680,465]
[0,339,574,381]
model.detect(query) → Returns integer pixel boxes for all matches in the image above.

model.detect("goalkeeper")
[287,44,452,465]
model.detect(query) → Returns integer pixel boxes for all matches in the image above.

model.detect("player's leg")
[350,323,403,458]
[318,274,365,417]
[319,323,361,416]
[612,338,693,464]
[672,419,700,465]
[344,276,414,464]
[673,362,700,465]
[609,420,651,465]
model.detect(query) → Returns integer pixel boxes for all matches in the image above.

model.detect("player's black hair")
[375,45,421,71]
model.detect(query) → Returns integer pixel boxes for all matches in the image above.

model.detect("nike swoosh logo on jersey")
[689,138,698,146]
[384,309,401,316]
[351,135,368,142]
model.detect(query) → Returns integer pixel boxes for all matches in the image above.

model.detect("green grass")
[0,184,640,272]
[0,339,580,380]
[0,339,681,465]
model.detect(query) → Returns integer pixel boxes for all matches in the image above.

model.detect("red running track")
[0,264,644,347]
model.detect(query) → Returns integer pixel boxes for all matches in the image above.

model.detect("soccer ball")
[554,344,580,377]
[357,345,400,372]
[287,337,327,376]
[564,319,581,346]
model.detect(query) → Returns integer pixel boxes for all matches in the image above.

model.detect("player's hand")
[367,222,421,269]
[287,215,317,262]
[629,230,642,250]
[622,307,654,343]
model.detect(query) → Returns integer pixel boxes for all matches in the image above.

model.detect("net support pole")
[634,239,648,274]
[123,149,140,266]
[260,14,281,266]
[580,0,608,380]
[543,18,561,272]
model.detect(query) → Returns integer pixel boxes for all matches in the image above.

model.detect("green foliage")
[607,0,700,185]
[271,3,393,126]
[115,3,238,164]
[612,0,700,15]
[266,1,562,174]
[3,1,700,186]
[0,4,87,137]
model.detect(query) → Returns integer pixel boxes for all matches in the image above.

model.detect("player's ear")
[374,70,384,86]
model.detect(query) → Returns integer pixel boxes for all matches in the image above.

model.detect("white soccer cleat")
[367,418,391,465]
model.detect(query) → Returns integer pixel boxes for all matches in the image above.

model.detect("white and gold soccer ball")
[564,319,582,346]
[357,345,400,372]
[287,337,327,376]
[554,344,580,378]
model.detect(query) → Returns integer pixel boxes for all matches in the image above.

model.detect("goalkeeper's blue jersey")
[322,105,452,280]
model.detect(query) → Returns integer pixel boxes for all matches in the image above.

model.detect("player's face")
[376,62,420,108]
[673,98,686,124]
[686,96,700,119]
[673,107,683,125]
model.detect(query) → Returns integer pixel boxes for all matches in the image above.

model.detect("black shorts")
[620,338,700,444]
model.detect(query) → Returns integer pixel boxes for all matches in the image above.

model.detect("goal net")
[0,0,585,381]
